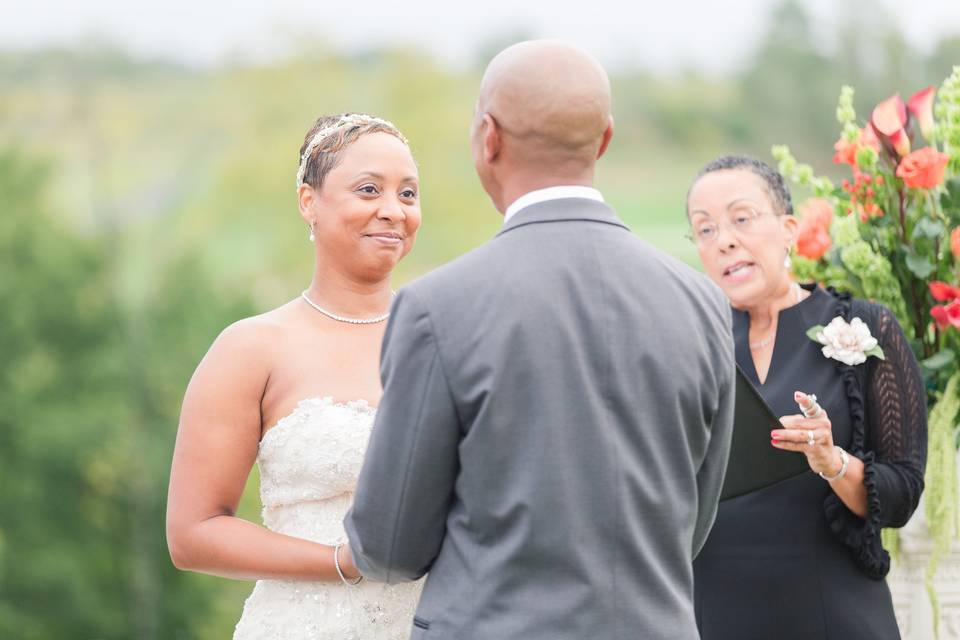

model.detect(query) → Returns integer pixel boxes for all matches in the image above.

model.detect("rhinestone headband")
[295,114,408,189]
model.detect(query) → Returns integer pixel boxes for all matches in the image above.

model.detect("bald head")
[477,40,612,165]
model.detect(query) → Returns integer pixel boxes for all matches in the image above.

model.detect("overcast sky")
[3,0,958,72]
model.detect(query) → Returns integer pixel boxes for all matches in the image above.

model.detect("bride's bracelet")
[334,544,364,586]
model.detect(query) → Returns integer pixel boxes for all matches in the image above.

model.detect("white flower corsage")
[806,316,885,366]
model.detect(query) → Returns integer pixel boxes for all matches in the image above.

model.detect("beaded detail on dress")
[233,397,422,640]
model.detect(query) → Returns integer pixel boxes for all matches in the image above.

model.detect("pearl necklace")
[749,283,804,350]
[300,290,394,325]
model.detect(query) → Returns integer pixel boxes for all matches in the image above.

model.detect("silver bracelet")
[333,544,363,586]
[818,446,849,482]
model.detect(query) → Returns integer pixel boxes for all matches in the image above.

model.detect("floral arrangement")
[771,66,960,625]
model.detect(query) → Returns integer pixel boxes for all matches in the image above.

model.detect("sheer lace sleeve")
[863,304,928,527]
[823,298,928,579]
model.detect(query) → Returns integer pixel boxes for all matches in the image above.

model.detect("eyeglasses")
[687,207,775,246]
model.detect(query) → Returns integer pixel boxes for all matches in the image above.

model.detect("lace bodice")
[233,397,422,640]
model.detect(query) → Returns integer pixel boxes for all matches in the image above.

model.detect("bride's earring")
[784,249,792,269]
[308,222,316,243]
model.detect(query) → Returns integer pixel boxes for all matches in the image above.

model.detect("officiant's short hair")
[688,155,794,217]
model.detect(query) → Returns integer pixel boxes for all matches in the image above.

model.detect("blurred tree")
[928,36,960,83]
[0,148,255,638]
[0,148,127,638]
[737,0,840,159]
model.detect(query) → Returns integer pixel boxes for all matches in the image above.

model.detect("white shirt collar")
[503,186,605,225]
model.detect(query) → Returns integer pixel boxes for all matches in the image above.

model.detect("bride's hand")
[770,391,842,477]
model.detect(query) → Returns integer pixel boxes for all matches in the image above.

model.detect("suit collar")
[496,198,630,237]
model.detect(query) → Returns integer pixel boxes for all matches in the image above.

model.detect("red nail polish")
[771,439,779,445]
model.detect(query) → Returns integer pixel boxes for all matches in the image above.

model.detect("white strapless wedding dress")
[233,397,422,640]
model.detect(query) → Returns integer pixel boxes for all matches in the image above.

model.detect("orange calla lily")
[871,94,911,157]
[908,86,936,141]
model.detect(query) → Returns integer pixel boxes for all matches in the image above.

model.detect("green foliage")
[0,148,257,638]
[0,149,127,639]
[939,66,960,174]
[925,373,960,637]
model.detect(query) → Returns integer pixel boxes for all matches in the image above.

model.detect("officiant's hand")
[770,391,843,477]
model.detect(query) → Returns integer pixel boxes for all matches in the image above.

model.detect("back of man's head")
[473,40,612,201]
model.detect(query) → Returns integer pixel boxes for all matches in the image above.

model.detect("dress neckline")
[730,282,822,323]
[260,396,378,446]
[732,283,826,387]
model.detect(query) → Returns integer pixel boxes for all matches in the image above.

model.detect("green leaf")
[942,178,960,213]
[922,349,956,371]
[806,325,825,342]
[912,217,945,240]
[865,345,886,361]
[905,252,936,279]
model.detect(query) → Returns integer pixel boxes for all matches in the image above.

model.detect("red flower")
[796,225,831,260]
[833,137,857,166]
[795,198,833,260]
[800,198,833,227]
[932,305,950,329]
[947,301,960,328]
[929,281,960,302]
[833,127,881,167]
[872,94,911,157]
[862,202,883,218]
[896,147,950,190]
[933,301,960,329]
[951,227,960,260]
[908,86,936,141]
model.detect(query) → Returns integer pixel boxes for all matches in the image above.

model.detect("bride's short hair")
[297,113,407,191]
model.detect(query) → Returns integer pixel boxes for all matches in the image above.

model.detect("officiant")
[686,155,927,640]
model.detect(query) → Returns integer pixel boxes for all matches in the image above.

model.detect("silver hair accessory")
[295,114,408,190]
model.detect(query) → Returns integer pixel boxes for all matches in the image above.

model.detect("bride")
[166,113,423,639]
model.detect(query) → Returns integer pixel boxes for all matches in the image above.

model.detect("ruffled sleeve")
[822,294,928,579]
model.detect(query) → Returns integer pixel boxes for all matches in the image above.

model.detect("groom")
[345,40,735,639]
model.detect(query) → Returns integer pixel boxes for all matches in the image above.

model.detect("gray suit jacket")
[345,198,735,639]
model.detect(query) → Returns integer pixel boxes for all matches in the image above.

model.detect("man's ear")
[482,113,502,164]
[597,115,614,159]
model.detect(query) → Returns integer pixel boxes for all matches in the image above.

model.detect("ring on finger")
[806,430,816,446]
[802,397,824,419]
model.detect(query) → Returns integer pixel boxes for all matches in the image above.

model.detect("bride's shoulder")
[205,305,295,365]
[226,305,292,334]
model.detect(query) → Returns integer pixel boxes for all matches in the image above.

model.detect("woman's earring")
[784,250,792,269]
[308,223,316,243]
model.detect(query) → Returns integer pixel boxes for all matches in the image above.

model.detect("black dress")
[694,284,927,640]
